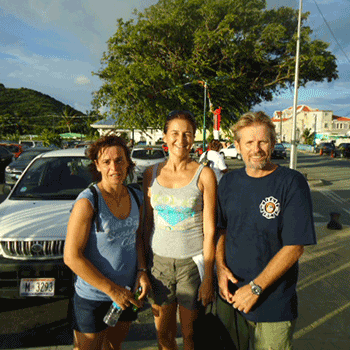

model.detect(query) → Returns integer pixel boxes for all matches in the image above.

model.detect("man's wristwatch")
[249,280,263,296]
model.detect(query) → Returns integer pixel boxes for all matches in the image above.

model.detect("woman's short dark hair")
[164,110,197,135]
[86,135,134,182]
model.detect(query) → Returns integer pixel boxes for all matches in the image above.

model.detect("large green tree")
[93,0,338,131]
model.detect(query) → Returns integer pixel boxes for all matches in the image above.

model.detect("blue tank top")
[73,184,143,301]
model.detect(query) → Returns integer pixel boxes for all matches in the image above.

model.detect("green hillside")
[0,83,94,136]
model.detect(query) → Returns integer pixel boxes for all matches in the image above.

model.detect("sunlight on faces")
[95,146,129,184]
[234,124,275,170]
[163,119,195,157]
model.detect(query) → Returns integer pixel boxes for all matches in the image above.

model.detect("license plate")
[20,278,55,297]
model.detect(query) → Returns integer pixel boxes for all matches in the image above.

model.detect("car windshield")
[10,156,93,200]
[274,144,285,150]
[132,149,165,160]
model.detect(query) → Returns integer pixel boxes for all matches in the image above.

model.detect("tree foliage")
[301,127,315,145]
[93,0,338,131]
[41,129,63,148]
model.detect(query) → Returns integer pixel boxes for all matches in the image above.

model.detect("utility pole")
[290,0,303,170]
[280,113,283,142]
[203,82,207,152]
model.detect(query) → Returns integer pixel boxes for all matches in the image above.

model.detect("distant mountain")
[0,83,84,116]
[0,84,90,135]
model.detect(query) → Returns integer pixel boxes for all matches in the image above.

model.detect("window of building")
[324,123,328,128]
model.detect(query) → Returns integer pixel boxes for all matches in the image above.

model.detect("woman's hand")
[135,271,152,305]
[109,285,141,310]
[198,276,214,307]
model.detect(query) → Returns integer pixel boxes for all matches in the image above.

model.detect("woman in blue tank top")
[64,135,151,350]
[143,110,217,350]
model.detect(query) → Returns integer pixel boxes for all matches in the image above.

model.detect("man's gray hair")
[232,111,276,144]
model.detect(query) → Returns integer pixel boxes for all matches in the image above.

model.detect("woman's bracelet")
[138,268,148,273]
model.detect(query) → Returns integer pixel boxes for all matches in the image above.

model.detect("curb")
[308,179,325,187]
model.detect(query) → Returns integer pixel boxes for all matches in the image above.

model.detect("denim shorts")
[148,254,201,310]
[70,293,138,334]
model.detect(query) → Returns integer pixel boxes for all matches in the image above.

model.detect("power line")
[312,0,350,65]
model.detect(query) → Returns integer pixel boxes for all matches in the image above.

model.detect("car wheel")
[237,154,242,160]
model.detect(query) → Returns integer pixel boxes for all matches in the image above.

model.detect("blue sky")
[1,0,349,117]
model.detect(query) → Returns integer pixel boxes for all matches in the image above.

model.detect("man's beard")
[245,152,271,170]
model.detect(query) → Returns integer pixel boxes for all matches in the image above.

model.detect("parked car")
[4,147,53,186]
[0,143,23,159]
[271,143,287,159]
[73,141,94,149]
[18,140,44,149]
[131,145,167,181]
[315,142,336,155]
[336,143,350,158]
[0,148,93,298]
[0,146,14,182]
[219,144,242,160]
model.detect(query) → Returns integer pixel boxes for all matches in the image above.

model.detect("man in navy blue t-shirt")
[216,111,316,350]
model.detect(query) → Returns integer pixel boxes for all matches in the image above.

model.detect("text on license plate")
[20,278,55,297]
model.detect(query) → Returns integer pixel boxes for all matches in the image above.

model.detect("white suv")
[0,148,93,298]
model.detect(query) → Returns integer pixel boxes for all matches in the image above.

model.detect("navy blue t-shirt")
[217,166,316,322]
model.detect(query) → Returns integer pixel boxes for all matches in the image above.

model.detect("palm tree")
[301,128,315,145]
[59,106,75,133]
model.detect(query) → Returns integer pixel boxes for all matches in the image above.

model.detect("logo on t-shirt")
[259,196,280,219]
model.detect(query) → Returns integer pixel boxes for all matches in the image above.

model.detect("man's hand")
[216,264,238,304]
[231,284,259,314]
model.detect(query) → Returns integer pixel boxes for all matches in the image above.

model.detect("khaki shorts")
[148,254,201,310]
[216,296,296,350]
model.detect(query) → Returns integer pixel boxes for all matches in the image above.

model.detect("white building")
[271,105,350,143]
[90,116,205,145]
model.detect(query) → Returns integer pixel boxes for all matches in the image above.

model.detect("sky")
[1,0,349,118]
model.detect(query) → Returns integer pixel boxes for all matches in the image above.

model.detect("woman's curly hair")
[86,135,135,182]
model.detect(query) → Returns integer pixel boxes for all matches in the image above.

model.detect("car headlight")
[5,166,12,173]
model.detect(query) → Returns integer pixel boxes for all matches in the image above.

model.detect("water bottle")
[103,286,131,327]
[103,301,123,327]
[132,287,142,312]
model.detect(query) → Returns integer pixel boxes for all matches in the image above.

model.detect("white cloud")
[29,0,62,24]
[74,75,91,86]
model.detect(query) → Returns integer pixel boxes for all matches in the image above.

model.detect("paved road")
[1,151,350,349]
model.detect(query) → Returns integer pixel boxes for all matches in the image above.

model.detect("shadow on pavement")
[0,320,72,349]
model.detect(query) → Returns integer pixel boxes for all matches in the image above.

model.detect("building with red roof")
[272,105,350,143]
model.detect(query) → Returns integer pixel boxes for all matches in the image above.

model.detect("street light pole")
[313,113,317,149]
[289,0,303,170]
[183,77,208,151]
[203,82,207,152]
